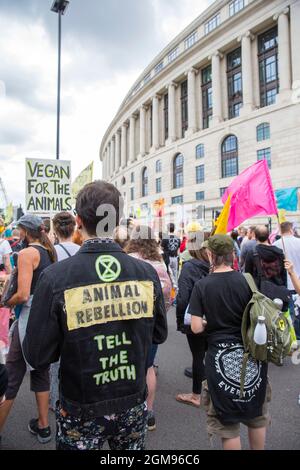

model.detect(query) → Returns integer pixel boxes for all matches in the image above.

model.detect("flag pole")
[276,213,287,258]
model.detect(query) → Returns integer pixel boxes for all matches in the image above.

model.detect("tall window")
[168,47,179,63]
[181,81,188,137]
[130,187,134,201]
[184,31,198,50]
[220,187,228,197]
[156,160,162,173]
[221,135,239,178]
[131,172,135,183]
[196,165,205,184]
[196,144,205,159]
[155,62,164,75]
[257,148,271,169]
[196,191,205,201]
[164,93,169,140]
[144,73,151,85]
[173,154,184,189]
[142,168,148,197]
[227,47,243,119]
[202,65,212,129]
[172,195,183,205]
[258,27,279,107]
[257,123,270,141]
[205,13,220,35]
[229,0,245,17]
[156,178,162,194]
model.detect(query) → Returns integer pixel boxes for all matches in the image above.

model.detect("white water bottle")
[254,316,267,345]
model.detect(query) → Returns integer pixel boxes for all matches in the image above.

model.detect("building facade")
[100,0,300,228]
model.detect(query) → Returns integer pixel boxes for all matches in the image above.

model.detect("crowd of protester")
[0,184,300,451]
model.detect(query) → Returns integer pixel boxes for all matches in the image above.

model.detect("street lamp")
[51,0,70,160]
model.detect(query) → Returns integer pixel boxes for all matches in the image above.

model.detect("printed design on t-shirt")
[168,238,180,253]
[215,344,261,392]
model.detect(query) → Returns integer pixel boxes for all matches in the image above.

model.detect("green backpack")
[241,273,292,365]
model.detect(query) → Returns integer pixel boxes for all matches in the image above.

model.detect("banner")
[275,187,299,212]
[26,158,72,214]
[71,162,94,203]
[4,202,13,224]
[222,160,277,232]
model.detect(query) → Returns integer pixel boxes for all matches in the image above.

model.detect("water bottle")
[254,316,267,345]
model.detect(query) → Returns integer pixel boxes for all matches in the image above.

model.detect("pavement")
[1,308,300,450]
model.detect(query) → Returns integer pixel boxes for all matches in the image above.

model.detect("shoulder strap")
[244,273,259,294]
[58,244,72,258]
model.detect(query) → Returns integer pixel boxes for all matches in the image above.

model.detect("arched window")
[156,160,162,173]
[221,135,238,178]
[121,177,126,186]
[142,167,148,197]
[257,123,270,142]
[173,153,184,189]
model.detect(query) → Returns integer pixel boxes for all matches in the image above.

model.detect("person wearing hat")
[0,214,56,445]
[176,230,209,408]
[188,235,270,451]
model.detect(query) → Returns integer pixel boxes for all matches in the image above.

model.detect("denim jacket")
[23,241,167,418]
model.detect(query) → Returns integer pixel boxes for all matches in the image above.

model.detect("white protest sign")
[26,158,72,213]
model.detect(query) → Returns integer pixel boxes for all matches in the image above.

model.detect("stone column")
[211,51,223,125]
[167,82,177,143]
[139,105,146,157]
[152,95,160,150]
[102,152,106,180]
[115,131,121,173]
[239,31,255,114]
[274,8,292,100]
[290,1,300,101]
[129,115,136,163]
[108,142,112,179]
[121,124,127,169]
[104,151,108,180]
[187,68,197,135]
[111,137,116,175]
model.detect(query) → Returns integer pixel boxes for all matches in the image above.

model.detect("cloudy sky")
[0,0,212,207]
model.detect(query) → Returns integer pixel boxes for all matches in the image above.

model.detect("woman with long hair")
[176,230,209,408]
[125,225,171,431]
[0,215,56,445]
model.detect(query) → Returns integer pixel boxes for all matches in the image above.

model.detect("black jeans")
[186,334,206,395]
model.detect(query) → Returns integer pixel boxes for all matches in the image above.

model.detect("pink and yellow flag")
[221,160,277,232]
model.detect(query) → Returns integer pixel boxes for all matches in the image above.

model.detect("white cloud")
[0,0,212,209]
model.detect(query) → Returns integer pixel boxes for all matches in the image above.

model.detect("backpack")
[239,274,291,397]
[241,273,291,365]
[253,249,290,311]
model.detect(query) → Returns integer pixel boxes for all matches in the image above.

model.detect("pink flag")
[222,160,278,232]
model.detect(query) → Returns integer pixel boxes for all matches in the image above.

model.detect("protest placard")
[26,158,72,213]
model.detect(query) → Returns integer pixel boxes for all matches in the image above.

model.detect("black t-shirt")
[189,271,252,341]
[161,235,181,258]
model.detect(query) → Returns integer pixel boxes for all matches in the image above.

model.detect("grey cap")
[17,214,43,231]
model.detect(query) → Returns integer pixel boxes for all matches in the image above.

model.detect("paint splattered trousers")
[56,402,148,450]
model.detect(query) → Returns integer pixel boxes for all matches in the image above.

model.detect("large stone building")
[100,0,300,229]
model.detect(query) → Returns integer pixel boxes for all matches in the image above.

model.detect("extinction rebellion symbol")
[95,255,121,282]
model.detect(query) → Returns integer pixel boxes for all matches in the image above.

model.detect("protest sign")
[26,158,72,213]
